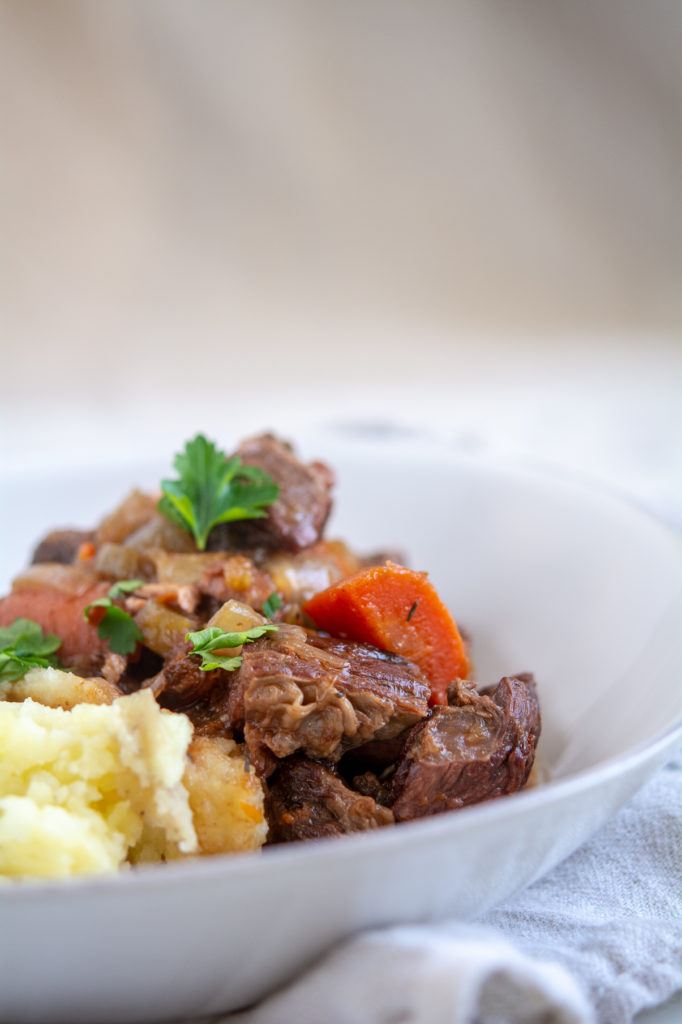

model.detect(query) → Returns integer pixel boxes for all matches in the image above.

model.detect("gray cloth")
[482,746,682,1023]
[200,746,681,1024]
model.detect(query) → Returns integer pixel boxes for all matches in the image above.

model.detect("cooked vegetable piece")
[123,513,196,553]
[265,540,359,614]
[133,599,194,659]
[1,665,121,708]
[206,599,266,635]
[93,542,154,582]
[303,562,469,706]
[149,551,225,585]
[183,736,267,854]
[96,490,159,545]
[158,434,279,551]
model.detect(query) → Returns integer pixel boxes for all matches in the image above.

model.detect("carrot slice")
[303,562,469,706]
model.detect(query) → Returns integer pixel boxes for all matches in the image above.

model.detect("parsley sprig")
[158,434,279,551]
[0,618,62,683]
[186,624,278,672]
[84,580,144,655]
[262,591,282,618]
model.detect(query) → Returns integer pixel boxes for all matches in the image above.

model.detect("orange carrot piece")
[77,541,96,561]
[303,562,469,706]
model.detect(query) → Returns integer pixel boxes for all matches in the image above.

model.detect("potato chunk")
[0,666,121,708]
[184,736,267,854]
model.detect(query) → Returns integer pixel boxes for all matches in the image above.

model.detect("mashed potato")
[0,688,196,878]
[0,670,267,880]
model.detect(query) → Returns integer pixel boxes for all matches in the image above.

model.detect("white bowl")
[1,436,681,1024]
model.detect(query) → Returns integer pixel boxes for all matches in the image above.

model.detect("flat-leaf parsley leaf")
[107,578,145,599]
[262,592,282,618]
[186,624,278,672]
[84,580,144,655]
[0,618,62,683]
[158,434,279,551]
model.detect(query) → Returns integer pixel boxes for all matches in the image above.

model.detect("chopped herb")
[406,600,418,622]
[107,579,145,600]
[186,624,278,672]
[84,580,145,655]
[0,618,62,683]
[158,434,279,551]
[262,592,282,618]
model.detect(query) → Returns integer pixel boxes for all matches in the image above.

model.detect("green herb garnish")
[406,600,418,622]
[158,434,279,551]
[186,624,278,672]
[262,592,282,618]
[84,580,145,655]
[107,578,145,600]
[0,618,62,683]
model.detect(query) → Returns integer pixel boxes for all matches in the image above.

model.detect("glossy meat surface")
[391,675,541,821]
[236,624,430,762]
[211,434,333,552]
[265,755,394,842]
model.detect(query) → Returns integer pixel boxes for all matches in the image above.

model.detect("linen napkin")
[192,744,681,1024]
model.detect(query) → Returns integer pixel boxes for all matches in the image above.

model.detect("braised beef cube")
[350,770,392,806]
[337,731,410,781]
[235,624,430,763]
[265,756,394,843]
[345,728,413,766]
[154,651,221,709]
[153,652,236,737]
[391,675,541,821]
[210,434,333,553]
[32,529,95,565]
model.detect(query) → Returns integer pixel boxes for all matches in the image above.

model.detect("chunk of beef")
[210,434,333,553]
[235,623,430,764]
[265,756,394,843]
[391,675,541,821]
[350,770,392,806]
[152,651,236,737]
[154,651,221,708]
[31,529,95,565]
[340,731,410,773]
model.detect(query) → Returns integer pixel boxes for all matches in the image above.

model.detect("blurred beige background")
[1,1,680,515]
